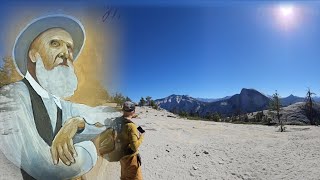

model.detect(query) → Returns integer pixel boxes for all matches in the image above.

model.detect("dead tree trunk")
[305,88,316,125]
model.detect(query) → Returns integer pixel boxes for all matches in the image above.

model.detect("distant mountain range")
[155,88,320,117]
[195,96,231,103]
[315,97,320,102]
[154,94,205,114]
[280,94,305,106]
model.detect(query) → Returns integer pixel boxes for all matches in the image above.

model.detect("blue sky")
[116,2,320,102]
[1,1,320,102]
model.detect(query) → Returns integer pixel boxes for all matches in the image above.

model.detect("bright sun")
[274,4,299,30]
[280,5,294,17]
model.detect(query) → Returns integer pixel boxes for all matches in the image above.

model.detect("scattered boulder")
[192,165,199,170]
[1,129,11,135]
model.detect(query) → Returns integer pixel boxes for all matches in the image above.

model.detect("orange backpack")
[97,117,134,162]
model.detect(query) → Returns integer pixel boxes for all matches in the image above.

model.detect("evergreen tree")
[153,103,159,110]
[113,92,126,106]
[139,97,146,106]
[125,96,132,102]
[150,100,156,108]
[146,96,152,106]
[212,112,221,122]
[179,111,188,117]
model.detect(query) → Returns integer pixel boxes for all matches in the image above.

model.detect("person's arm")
[50,116,87,165]
[68,102,121,135]
[127,123,144,152]
[52,101,121,165]
[0,83,97,179]
[70,103,120,125]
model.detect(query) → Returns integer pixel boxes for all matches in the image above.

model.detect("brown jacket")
[106,117,144,161]
[119,118,144,158]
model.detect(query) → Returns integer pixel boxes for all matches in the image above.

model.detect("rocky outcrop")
[155,94,205,114]
[278,102,320,125]
[200,88,271,116]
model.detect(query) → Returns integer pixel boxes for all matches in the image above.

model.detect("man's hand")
[139,132,145,137]
[50,117,85,166]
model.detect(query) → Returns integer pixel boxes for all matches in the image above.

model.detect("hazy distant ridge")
[155,88,320,117]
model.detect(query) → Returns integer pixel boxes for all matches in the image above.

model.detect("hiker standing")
[118,101,144,180]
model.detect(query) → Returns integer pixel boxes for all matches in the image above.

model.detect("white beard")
[35,57,78,98]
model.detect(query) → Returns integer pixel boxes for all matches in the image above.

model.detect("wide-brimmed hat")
[12,14,86,76]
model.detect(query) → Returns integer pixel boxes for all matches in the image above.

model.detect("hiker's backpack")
[99,117,135,162]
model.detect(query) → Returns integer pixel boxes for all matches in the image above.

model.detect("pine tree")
[146,96,152,106]
[113,92,126,106]
[125,96,132,102]
[212,112,220,122]
[150,100,155,107]
[153,103,159,110]
[139,97,146,106]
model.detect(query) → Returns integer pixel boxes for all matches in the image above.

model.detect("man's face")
[29,28,74,70]
[28,28,78,98]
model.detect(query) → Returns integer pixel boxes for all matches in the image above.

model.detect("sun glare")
[274,4,300,31]
[280,5,294,17]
